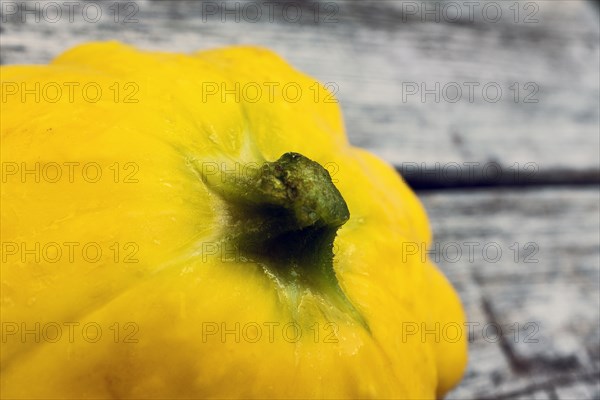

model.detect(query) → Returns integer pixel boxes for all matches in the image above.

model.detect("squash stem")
[202,152,367,329]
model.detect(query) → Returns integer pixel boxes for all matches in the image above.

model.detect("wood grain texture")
[420,188,600,399]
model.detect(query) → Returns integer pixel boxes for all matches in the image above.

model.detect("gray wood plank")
[419,187,600,399]
[1,0,598,173]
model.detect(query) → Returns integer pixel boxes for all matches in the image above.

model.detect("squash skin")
[0,42,467,399]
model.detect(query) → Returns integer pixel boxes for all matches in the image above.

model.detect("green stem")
[203,152,367,329]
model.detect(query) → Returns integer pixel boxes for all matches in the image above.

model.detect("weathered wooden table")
[2,0,599,398]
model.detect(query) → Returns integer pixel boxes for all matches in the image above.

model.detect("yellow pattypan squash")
[0,42,466,399]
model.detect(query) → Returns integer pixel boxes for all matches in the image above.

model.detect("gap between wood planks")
[398,167,600,191]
